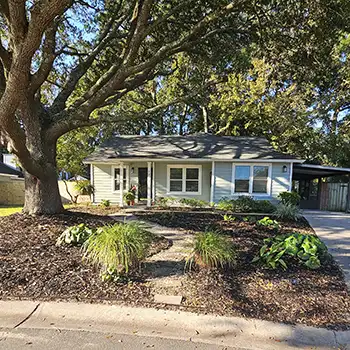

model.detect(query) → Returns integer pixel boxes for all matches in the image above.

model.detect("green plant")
[253,200,276,213]
[155,197,176,208]
[275,203,301,221]
[100,199,111,208]
[82,222,153,277]
[256,216,280,230]
[253,233,329,270]
[186,230,236,270]
[179,198,208,208]
[216,197,276,213]
[223,214,236,222]
[217,198,234,211]
[278,191,301,206]
[56,224,94,246]
[74,180,95,196]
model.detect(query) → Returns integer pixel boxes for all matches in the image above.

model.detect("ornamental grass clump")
[82,222,153,280]
[275,203,301,221]
[186,230,236,270]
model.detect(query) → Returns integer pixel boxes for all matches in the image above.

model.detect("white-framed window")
[231,163,271,195]
[167,165,202,195]
[112,166,128,192]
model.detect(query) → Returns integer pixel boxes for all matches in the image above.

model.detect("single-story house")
[84,134,304,207]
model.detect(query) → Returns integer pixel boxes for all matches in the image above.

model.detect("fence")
[0,179,90,206]
[320,182,350,212]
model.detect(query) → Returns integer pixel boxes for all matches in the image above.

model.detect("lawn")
[0,206,22,216]
[0,207,349,330]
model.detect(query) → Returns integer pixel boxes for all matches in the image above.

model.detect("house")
[84,134,303,207]
[0,161,24,205]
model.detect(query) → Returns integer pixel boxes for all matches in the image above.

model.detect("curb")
[0,300,349,349]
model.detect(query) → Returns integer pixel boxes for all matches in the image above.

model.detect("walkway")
[303,210,350,289]
[110,211,193,296]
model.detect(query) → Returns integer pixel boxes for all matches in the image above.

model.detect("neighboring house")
[84,134,303,207]
[0,162,24,205]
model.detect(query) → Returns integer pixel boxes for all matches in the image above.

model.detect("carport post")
[346,177,350,212]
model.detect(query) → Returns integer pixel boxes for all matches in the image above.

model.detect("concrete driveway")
[303,210,350,289]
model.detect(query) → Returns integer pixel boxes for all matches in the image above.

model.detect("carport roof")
[293,163,350,180]
[0,162,22,177]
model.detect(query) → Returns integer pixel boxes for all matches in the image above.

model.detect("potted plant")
[124,185,137,205]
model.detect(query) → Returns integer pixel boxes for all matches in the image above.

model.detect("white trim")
[152,162,155,202]
[231,163,272,196]
[289,162,293,191]
[166,164,202,195]
[111,164,129,193]
[90,164,95,203]
[210,161,215,203]
[147,162,152,207]
[85,158,304,165]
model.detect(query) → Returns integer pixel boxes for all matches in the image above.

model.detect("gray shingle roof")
[84,134,300,162]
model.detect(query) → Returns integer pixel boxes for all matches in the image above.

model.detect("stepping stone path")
[110,211,194,300]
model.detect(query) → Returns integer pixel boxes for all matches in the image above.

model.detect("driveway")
[303,210,350,289]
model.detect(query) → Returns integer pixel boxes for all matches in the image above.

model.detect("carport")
[293,164,350,210]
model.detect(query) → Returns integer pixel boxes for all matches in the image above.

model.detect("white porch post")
[210,161,215,204]
[119,162,124,207]
[152,162,155,203]
[147,161,152,207]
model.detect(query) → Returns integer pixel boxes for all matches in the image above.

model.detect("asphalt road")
[0,328,239,350]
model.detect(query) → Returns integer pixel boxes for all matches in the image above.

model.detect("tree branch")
[30,22,58,93]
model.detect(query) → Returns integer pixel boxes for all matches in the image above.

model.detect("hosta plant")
[223,214,236,222]
[253,233,329,270]
[186,230,236,270]
[256,217,280,230]
[56,224,94,246]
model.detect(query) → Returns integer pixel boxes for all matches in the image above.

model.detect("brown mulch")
[0,210,349,330]
[136,212,350,330]
[0,211,169,305]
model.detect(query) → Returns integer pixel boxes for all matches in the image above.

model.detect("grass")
[0,206,22,216]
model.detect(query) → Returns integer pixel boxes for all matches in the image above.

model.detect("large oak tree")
[0,0,347,214]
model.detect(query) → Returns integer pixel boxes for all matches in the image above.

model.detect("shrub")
[100,199,111,208]
[186,230,236,270]
[56,224,94,246]
[233,196,256,212]
[217,198,234,211]
[253,232,329,270]
[74,180,94,196]
[275,203,301,221]
[179,198,208,208]
[256,216,280,230]
[82,222,153,278]
[253,200,276,213]
[155,197,176,208]
[278,191,301,206]
[217,197,276,213]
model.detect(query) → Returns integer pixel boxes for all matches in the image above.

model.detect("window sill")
[166,192,201,196]
[231,192,271,196]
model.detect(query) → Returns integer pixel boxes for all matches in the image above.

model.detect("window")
[232,164,271,195]
[253,166,268,193]
[167,165,201,194]
[114,167,127,191]
[235,166,250,193]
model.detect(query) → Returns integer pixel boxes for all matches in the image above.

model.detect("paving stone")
[154,294,183,305]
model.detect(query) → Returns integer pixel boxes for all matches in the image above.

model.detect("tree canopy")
[0,0,349,213]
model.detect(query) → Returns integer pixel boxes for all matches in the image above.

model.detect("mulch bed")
[0,211,169,306]
[136,212,350,330]
[0,209,349,330]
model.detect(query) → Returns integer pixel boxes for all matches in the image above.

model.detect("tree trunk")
[23,168,64,214]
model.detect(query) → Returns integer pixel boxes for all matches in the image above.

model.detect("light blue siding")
[213,162,292,203]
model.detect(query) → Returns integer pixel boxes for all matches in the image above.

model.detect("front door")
[138,168,152,200]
